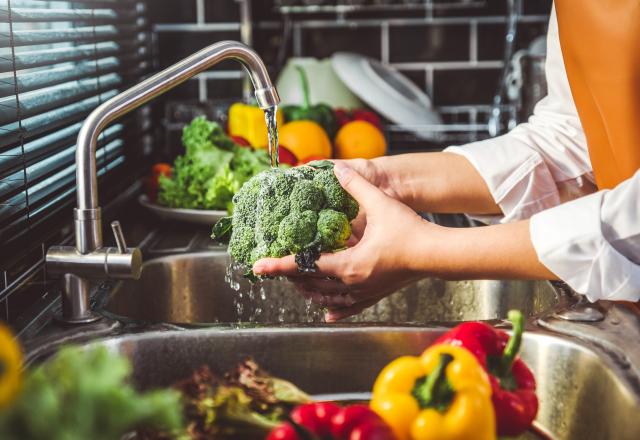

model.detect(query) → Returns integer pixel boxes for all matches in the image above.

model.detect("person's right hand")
[333,158,403,202]
[254,162,437,321]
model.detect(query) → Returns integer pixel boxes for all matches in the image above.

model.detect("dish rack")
[276,0,488,17]
[384,104,517,153]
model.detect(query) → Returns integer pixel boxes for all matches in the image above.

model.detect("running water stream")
[264,105,279,168]
[225,105,322,323]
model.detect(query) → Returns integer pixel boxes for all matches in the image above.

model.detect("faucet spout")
[74,40,279,253]
[47,41,278,324]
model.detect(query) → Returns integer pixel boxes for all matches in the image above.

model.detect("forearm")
[415,219,558,280]
[371,152,501,215]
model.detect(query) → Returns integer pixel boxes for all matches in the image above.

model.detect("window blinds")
[0,0,151,254]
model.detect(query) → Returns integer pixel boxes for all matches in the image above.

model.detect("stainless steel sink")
[80,326,639,440]
[100,251,564,325]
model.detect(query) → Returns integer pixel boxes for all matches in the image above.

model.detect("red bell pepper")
[334,108,383,130]
[266,403,395,440]
[146,162,172,202]
[435,310,538,437]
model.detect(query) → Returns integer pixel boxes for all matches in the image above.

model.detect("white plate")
[138,195,227,225]
[331,52,442,140]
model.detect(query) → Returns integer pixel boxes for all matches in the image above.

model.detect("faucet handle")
[111,220,128,253]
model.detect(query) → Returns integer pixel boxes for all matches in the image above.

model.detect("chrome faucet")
[46,41,280,324]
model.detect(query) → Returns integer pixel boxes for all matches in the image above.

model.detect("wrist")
[405,218,450,275]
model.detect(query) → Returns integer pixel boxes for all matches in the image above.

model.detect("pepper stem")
[500,309,524,376]
[294,65,311,109]
[413,353,454,410]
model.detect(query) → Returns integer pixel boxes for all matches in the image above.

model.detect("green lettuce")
[0,346,183,440]
[158,116,270,211]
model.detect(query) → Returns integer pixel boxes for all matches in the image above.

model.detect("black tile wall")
[398,69,428,92]
[205,0,242,22]
[149,0,552,109]
[432,68,501,105]
[477,21,548,61]
[389,24,470,63]
[523,0,553,15]
[157,31,242,67]
[301,27,383,59]
[147,0,197,24]
[206,79,244,100]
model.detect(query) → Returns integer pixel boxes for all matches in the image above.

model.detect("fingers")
[325,296,382,322]
[253,249,354,280]
[333,162,387,209]
[253,255,298,277]
[295,277,349,294]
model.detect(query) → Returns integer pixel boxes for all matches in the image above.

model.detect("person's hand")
[253,162,439,321]
[333,158,403,202]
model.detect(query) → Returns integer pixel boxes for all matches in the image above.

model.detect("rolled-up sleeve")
[443,5,640,302]
[530,170,640,302]
[446,6,593,224]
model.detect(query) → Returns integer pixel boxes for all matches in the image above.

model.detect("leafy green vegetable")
[158,116,271,211]
[140,358,310,440]
[212,161,359,277]
[0,346,183,440]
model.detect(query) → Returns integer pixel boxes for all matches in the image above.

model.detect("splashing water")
[264,105,279,168]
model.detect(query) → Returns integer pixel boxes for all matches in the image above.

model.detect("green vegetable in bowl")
[212,160,358,278]
[0,346,183,440]
[158,116,271,211]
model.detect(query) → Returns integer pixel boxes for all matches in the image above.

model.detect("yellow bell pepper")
[370,345,495,440]
[228,102,284,148]
[0,324,23,408]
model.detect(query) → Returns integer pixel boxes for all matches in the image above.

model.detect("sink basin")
[100,251,564,325]
[82,327,639,440]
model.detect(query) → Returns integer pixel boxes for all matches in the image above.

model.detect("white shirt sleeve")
[442,6,640,302]
[445,6,594,224]
[530,171,640,302]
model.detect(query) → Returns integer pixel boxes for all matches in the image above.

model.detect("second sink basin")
[78,326,640,440]
[101,251,563,324]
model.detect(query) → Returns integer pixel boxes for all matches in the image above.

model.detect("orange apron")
[554,1,640,189]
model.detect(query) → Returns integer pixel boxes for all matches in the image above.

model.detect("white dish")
[138,195,227,226]
[331,52,442,139]
[276,57,364,109]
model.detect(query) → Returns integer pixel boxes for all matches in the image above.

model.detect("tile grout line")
[198,76,207,102]
[425,67,434,99]
[381,21,389,64]
[469,20,478,63]
[196,0,205,25]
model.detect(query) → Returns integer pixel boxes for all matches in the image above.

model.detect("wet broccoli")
[212,161,358,277]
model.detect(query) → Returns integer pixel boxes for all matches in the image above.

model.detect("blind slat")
[0,124,123,202]
[0,89,119,149]
[0,37,149,73]
[0,72,122,125]
[1,0,151,273]
[0,7,136,23]
[0,24,143,48]
[0,57,119,97]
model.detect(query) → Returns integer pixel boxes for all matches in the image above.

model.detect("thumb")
[333,162,387,209]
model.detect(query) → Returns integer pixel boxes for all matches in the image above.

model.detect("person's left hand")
[253,162,440,321]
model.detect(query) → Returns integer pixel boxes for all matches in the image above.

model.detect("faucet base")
[55,312,102,325]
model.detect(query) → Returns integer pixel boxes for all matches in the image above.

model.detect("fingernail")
[333,162,352,182]
[252,263,265,274]
[325,312,337,323]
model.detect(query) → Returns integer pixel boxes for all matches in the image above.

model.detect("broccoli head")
[213,161,359,276]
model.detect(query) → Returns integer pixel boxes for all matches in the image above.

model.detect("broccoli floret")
[317,209,350,250]
[229,225,255,263]
[277,210,318,253]
[290,180,325,212]
[213,161,359,278]
[313,169,359,220]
